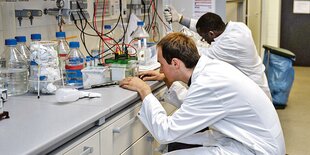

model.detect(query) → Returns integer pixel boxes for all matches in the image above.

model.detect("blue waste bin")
[263,45,296,109]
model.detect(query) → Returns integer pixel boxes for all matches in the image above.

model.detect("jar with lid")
[0,39,28,96]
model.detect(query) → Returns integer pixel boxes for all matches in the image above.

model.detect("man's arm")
[164,6,198,32]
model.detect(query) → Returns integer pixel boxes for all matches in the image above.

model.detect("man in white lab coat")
[120,32,285,155]
[164,9,272,99]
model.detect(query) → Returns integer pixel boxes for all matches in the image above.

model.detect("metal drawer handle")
[113,116,137,133]
[80,146,93,155]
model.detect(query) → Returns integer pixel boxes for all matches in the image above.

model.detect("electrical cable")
[75,1,121,59]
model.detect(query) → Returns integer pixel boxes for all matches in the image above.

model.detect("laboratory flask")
[0,39,29,96]
[65,42,85,87]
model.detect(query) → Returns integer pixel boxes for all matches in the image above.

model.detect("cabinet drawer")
[100,104,148,155]
[121,133,154,155]
[64,132,100,155]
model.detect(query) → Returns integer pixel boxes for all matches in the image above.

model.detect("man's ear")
[208,31,215,37]
[171,58,180,69]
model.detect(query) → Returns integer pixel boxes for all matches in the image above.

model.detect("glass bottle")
[15,36,31,62]
[65,42,85,87]
[56,32,69,85]
[31,33,41,43]
[0,39,28,96]
[131,21,150,65]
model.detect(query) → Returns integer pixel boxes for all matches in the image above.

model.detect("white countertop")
[0,81,164,155]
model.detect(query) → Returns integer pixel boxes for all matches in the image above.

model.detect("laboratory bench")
[0,81,176,155]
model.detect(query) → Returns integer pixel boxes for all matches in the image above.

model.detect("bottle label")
[68,57,84,66]
[65,64,84,70]
[66,69,83,84]
[59,54,68,58]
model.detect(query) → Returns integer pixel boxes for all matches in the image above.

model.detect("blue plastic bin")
[263,45,296,109]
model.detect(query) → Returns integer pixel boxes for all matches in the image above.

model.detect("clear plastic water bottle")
[15,36,31,62]
[0,39,28,96]
[56,32,69,84]
[65,42,85,87]
[131,21,150,65]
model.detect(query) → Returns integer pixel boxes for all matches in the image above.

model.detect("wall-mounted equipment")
[92,0,127,21]
[15,9,42,26]
[44,0,90,28]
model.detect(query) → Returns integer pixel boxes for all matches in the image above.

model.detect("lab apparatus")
[29,41,62,94]
[15,36,31,62]
[65,42,85,88]
[0,39,29,96]
[81,66,111,89]
[131,21,151,66]
[56,31,70,84]
[102,25,115,59]
[107,59,138,81]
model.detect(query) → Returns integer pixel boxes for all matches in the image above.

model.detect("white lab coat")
[138,56,285,155]
[190,20,271,99]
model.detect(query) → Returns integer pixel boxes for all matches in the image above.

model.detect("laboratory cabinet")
[50,86,176,155]
[63,133,100,155]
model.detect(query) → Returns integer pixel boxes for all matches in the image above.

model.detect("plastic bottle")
[131,21,150,65]
[0,39,28,96]
[56,32,69,85]
[65,42,85,87]
[15,36,31,62]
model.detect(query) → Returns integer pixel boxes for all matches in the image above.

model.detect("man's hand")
[119,77,152,100]
[164,6,182,23]
[139,70,165,81]
[139,71,174,89]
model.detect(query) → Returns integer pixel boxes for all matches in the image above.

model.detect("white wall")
[0,0,125,56]
[261,0,281,48]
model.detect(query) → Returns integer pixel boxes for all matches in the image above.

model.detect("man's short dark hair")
[196,12,226,34]
[157,32,200,69]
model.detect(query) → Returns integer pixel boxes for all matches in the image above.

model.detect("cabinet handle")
[147,135,154,142]
[113,116,137,133]
[79,146,93,155]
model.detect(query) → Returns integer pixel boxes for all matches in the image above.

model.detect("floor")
[277,67,310,155]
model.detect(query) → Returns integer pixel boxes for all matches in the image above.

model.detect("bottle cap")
[5,39,17,45]
[104,25,112,30]
[31,34,41,41]
[137,21,144,26]
[69,42,80,48]
[56,32,66,38]
[15,36,27,42]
